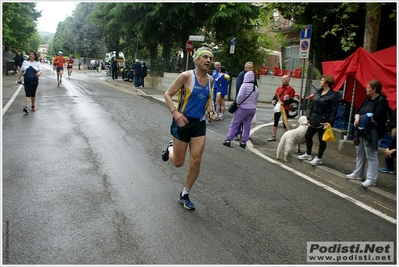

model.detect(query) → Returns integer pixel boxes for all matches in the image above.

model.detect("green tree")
[2,2,41,53]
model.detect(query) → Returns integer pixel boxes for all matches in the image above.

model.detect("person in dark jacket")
[110,57,118,80]
[17,53,24,72]
[298,74,339,165]
[346,80,390,187]
[140,61,148,87]
[133,59,142,88]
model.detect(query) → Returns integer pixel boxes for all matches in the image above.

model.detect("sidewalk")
[3,69,396,210]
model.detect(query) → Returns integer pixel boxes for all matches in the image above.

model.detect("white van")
[105,51,125,68]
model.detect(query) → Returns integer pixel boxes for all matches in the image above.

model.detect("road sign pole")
[186,52,189,71]
[298,58,306,116]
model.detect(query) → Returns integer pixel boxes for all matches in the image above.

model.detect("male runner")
[162,47,215,210]
[54,51,66,86]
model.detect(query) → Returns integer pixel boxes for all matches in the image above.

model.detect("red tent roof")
[322,46,397,110]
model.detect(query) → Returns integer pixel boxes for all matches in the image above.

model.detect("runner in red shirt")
[54,51,66,86]
[67,55,74,78]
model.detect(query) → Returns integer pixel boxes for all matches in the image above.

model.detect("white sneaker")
[361,180,376,187]
[309,156,323,165]
[346,173,363,180]
[298,153,312,160]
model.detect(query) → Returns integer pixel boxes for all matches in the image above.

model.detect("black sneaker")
[239,143,246,149]
[178,193,195,210]
[23,106,29,113]
[161,140,173,161]
[223,140,231,147]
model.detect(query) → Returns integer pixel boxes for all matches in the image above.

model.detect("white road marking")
[247,123,396,225]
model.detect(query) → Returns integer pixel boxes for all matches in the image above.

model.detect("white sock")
[182,188,190,196]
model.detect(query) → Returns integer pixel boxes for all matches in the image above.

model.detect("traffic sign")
[186,40,193,52]
[300,25,312,39]
[299,38,311,58]
[230,37,236,54]
[189,35,205,41]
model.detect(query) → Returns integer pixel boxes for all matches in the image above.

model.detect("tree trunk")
[148,42,157,76]
[363,3,381,53]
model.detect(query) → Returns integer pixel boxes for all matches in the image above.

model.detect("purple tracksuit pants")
[226,108,256,143]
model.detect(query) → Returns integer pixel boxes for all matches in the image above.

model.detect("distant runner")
[53,51,66,86]
[67,55,74,78]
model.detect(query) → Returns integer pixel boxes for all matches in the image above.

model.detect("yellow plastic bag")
[322,123,335,142]
[280,104,290,130]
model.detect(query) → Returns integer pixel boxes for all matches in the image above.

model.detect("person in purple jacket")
[223,71,259,148]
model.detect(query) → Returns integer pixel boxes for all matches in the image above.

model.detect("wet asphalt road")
[2,65,396,264]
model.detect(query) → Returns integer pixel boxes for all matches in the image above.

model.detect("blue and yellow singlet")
[176,70,212,119]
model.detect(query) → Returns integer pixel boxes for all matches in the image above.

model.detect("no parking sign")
[300,39,311,58]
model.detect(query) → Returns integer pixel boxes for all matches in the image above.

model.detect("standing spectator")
[212,61,221,110]
[379,127,396,174]
[17,53,24,73]
[16,50,43,113]
[234,62,257,139]
[161,47,215,210]
[140,61,148,87]
[214,66,230,121]
[133,59,142,88]
[111,57,118,80]
[346,80,390,187]
[268,75,296,141]
[223,71,259,148]
[79,57,84,70]
[298,75,339,166]
[66,55,74,78]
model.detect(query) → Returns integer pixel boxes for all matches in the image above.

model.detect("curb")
[285,153,396,211]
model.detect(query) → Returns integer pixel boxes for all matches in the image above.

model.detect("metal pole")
[228,22,237,102]
[347,78,356,136]
[185,51,189,71]
[298,58,306,116]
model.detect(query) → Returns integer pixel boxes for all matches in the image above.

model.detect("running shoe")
[178,193,195,210]
[298,153,312,160]
[379,167,395,174]
[309,156,323,166]
[361,180,376,188]
[31,105,36,111]
[346,173,363,180]
[161,140,173,162]
[23,106,29,113]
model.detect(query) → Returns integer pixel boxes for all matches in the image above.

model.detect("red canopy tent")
[322,46,397,111]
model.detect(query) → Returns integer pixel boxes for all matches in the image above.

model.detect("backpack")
[24,66,38,84]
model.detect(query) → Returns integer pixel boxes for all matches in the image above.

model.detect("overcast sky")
[36,1,79,33]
